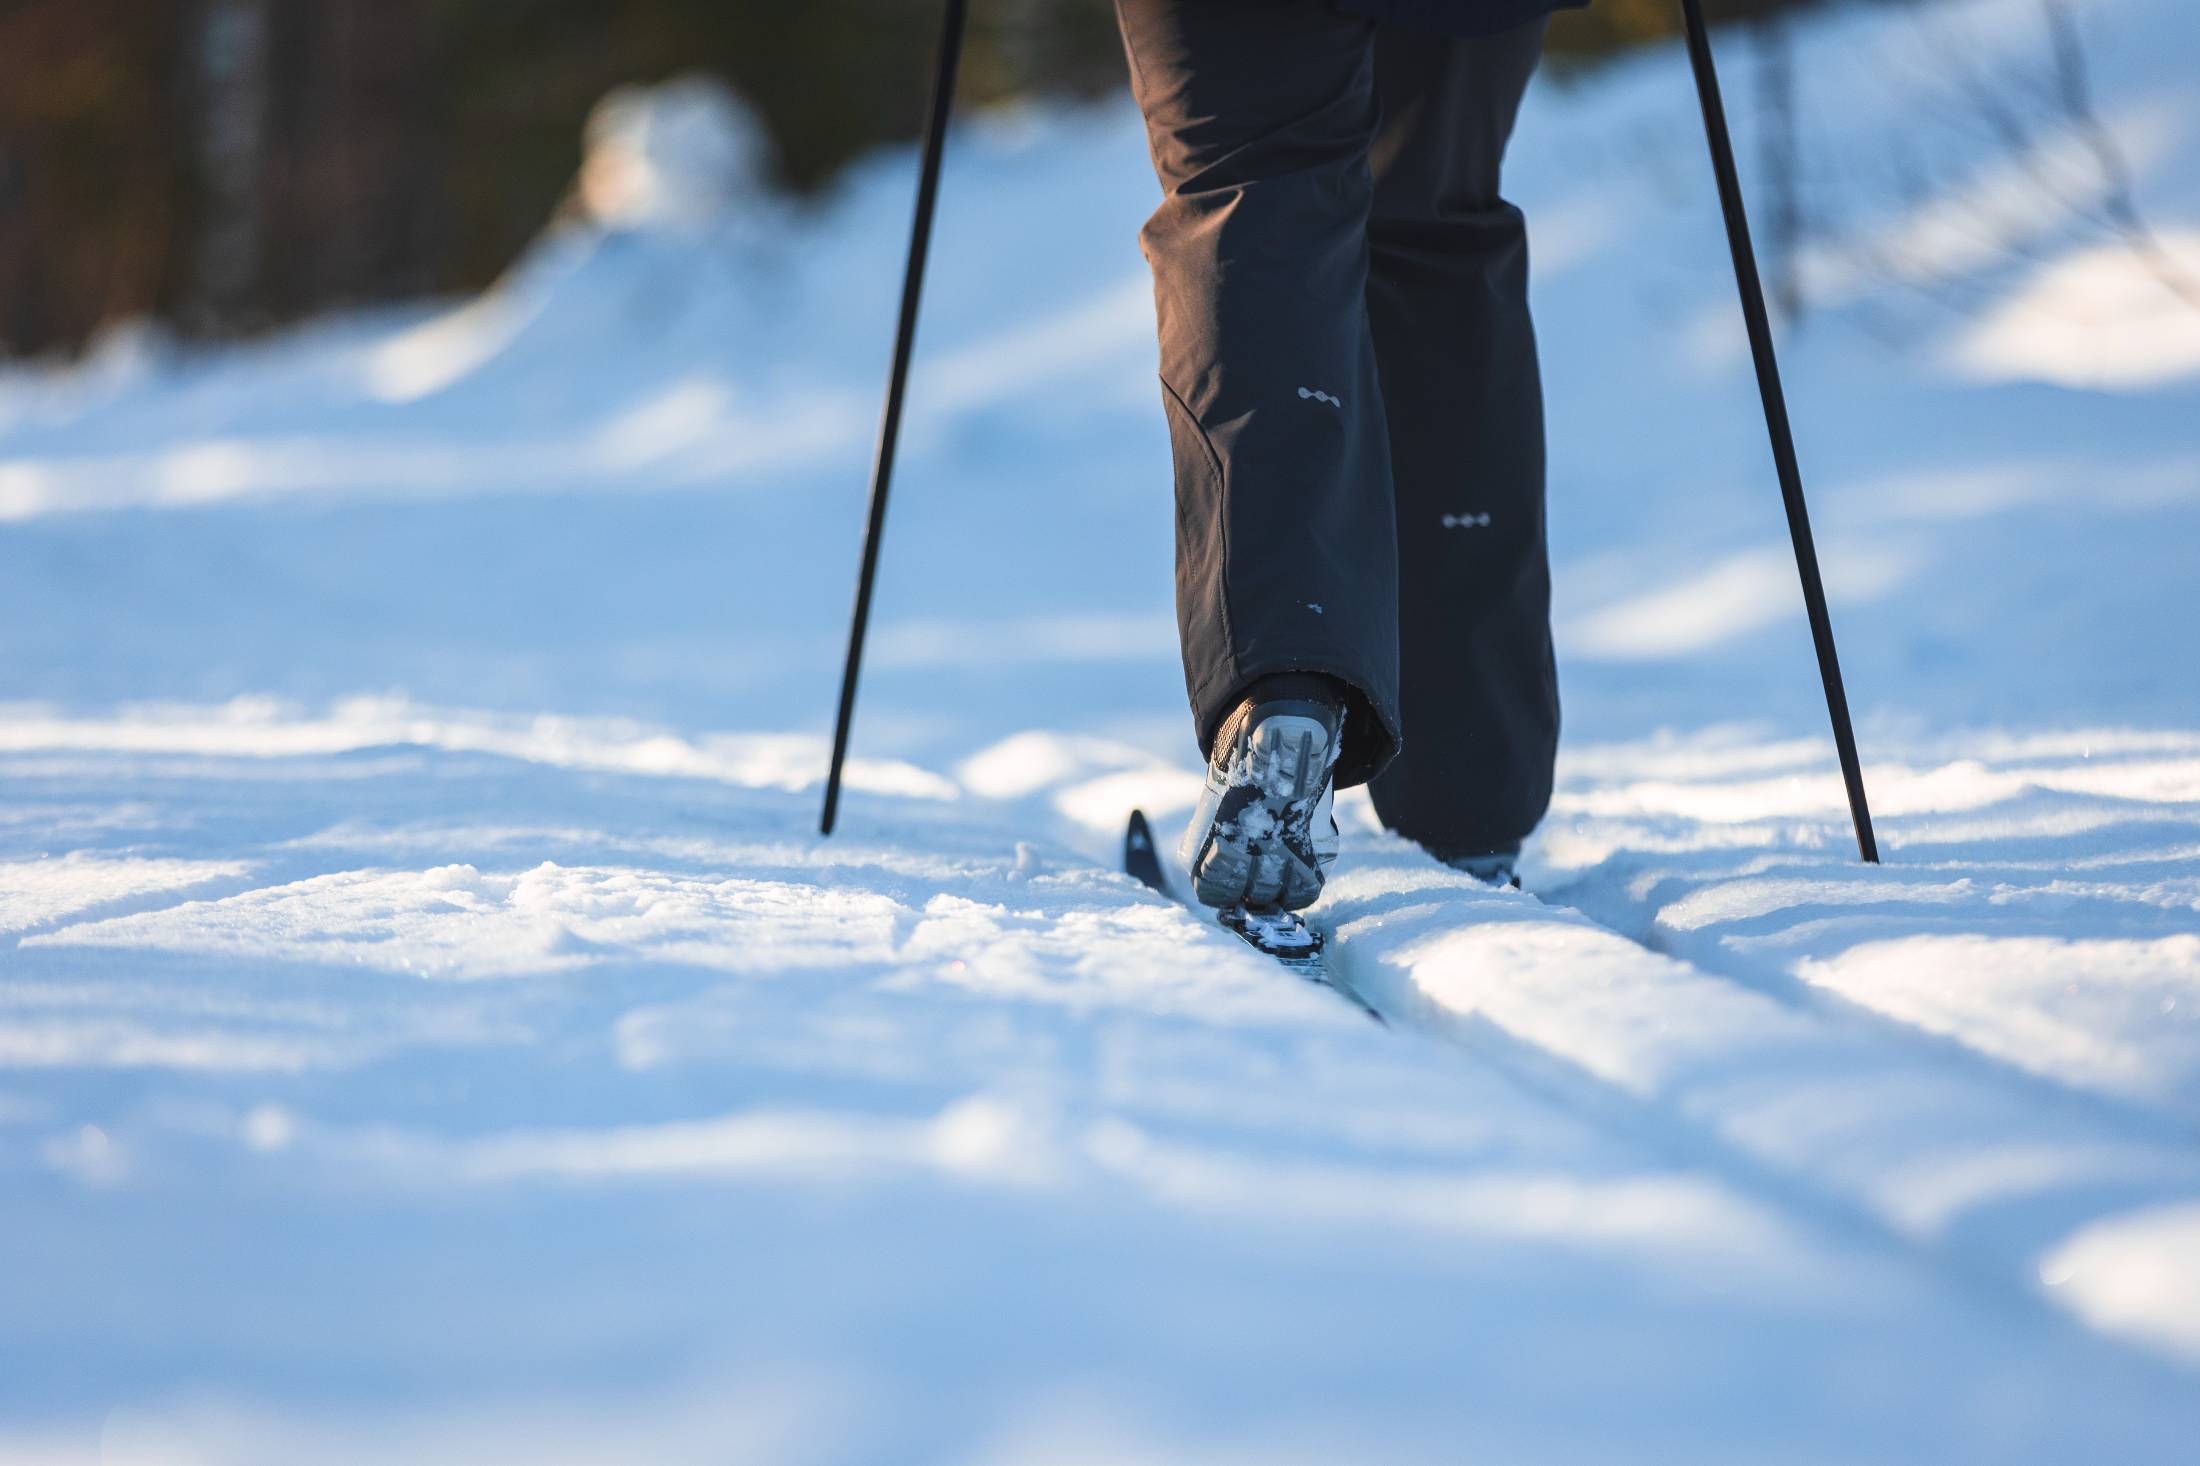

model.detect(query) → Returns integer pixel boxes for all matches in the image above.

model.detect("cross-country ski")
[1123,808,1383,1023]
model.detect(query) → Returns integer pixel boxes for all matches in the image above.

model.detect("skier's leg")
[1114,0,1402,792]
[1363,18,1558,861]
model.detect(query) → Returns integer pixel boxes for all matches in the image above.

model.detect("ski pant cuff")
[1190,656,1401,791]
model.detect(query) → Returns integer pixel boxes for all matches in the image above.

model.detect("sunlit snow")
[4,0,2199,1459]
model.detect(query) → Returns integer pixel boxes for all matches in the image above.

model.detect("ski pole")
[1675,0,1880,863]
[820,0,971,837]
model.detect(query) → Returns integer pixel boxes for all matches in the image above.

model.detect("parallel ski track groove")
[1119,809,2200,1364]
[1306,865,2200,1366]
[1538,868,2200,1148]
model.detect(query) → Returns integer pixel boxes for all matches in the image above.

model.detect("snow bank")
[580,76,772,230]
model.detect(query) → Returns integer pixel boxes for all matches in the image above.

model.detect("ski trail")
[1544,850,2200,1134]
[1526,734,2200,1133]
[1319,836,2200,1367]
[15,742,2200,1455]
[1118,812,2200,1374]
[1543,865,2200,1149]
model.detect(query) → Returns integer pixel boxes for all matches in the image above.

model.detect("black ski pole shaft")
[1676,0,1880,863]
[820,0,970,837]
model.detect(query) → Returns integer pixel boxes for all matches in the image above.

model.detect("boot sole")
[1184,712,1335,911]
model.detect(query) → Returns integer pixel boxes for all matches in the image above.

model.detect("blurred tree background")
[0,0,1859,358]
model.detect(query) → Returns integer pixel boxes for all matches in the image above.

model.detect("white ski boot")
[1179,674,1343,912]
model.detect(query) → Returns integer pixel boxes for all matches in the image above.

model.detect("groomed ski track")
[1116,806,2200,1370]
[12,734,2200,1460]
[1301,836,2200,1368]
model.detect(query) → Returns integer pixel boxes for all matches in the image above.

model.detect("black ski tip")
[1124,809,1168,894]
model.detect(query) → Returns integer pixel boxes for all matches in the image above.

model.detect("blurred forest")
[0,0,1859,358]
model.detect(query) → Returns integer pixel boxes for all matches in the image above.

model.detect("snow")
[1955,231,2200,387]
[579,76,772,230]
[4,0,2200,1458]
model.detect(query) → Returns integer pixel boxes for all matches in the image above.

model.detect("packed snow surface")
[4,0,2199,1459]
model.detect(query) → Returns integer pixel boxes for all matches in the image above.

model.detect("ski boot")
[1179,673,1343,912]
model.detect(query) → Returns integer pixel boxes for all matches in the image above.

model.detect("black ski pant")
[1116,0,1558,855]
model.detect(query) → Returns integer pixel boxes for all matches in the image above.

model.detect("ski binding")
[1217,903,1325,974]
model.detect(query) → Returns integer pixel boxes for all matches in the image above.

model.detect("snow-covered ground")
[5,0,2199,1459]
